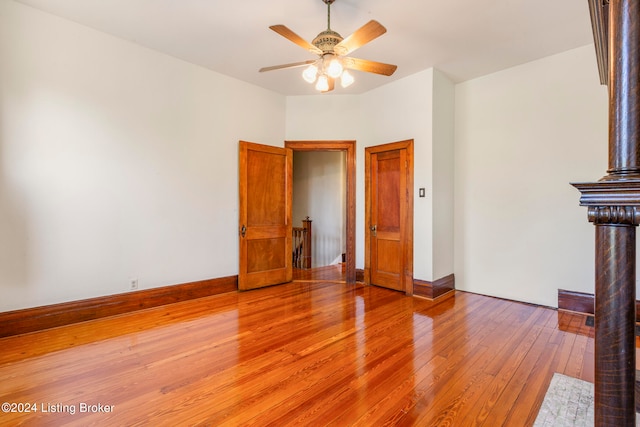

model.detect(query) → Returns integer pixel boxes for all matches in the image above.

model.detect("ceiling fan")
[259,0,397,93]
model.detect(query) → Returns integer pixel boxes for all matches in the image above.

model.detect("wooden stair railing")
[293,217,312,269]
[292,227,306,269]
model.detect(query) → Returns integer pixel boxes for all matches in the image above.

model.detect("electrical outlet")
[129,278,138,291]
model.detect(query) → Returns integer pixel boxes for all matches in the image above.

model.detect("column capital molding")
[588,206,640,225]
[573,180,640,225]
[572,179,640,206]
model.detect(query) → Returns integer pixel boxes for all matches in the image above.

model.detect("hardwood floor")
[0,275,596,426]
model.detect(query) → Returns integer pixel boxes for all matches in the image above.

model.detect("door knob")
[370,225,377,237]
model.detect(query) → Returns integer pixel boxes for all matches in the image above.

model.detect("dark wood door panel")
[247,238,286,273]
[374,239,402,291]
[246,149,286,226]
[376,152,401,233]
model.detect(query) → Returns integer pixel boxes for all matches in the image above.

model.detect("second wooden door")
[365,140,413,294]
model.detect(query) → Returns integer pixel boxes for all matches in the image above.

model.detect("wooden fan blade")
[322,77,335,93]
[333,20,387,56]
[269,25,323,55]
[259,60,316,73]
[343,57,397,76]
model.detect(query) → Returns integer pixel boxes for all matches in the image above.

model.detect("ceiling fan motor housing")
[313,30,343,53]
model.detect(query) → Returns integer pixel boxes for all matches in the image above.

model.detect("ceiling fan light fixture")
[315,74,329,92]
[261,0,395,93]
[302,64,318,83]
[326,55,343,78]
[340,70,354,88]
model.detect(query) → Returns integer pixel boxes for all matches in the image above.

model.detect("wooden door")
[239,141,292,290]
[365,140,413,294]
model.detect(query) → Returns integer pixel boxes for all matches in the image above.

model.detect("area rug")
[534,373,640,426]
[534,373,594,426]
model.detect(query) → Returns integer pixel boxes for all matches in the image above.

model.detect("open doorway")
[293,151,345,267]
[285,140,356,283]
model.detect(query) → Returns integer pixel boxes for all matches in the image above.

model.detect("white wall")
[292,151,346,267]
[432,70,455,280]
[286,70,454,283]
[1,0,611,312]
[360,70,435,280]
[0,1,286,311]
[454,45,608,307]
[286,95,364,265]
[288,47,608,309]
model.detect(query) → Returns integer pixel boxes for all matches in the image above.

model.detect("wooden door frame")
[285,140,356,284]
[365,140,414,295]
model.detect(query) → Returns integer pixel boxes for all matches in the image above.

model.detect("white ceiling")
[15,0,595,96]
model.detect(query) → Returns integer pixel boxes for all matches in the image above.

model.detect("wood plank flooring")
[0,272,596,426]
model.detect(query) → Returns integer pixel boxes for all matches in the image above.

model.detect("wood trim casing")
[285,140,357,283]
[413,274,455,300]
[558,288,640,322]
[0,276,237,338]
[557,289,596,316]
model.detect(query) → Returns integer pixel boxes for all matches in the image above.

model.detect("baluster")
[302,217,312,269]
